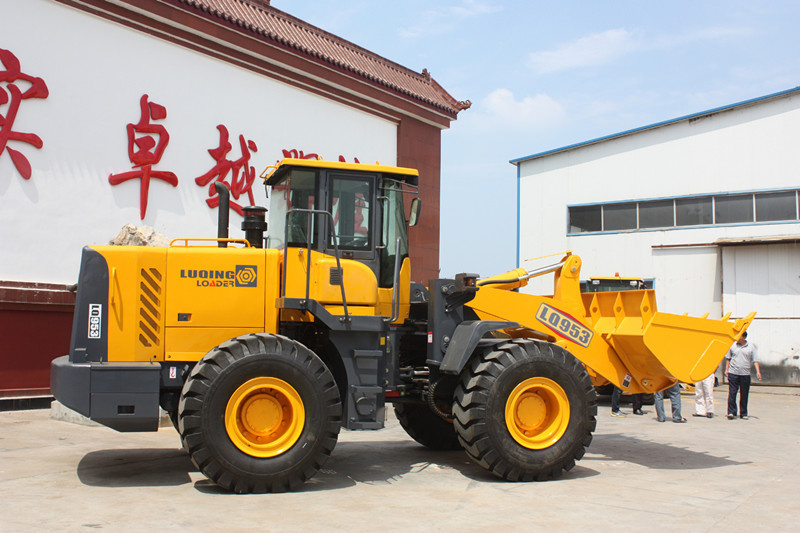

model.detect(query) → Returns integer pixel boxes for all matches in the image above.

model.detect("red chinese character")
[281,150,361,164]
[108,94,178,219]
[0,49,49,180]
[282,148,319,160]
[196,125,258,216]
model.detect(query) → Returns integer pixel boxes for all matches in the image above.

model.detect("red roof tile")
[177,0,471,116]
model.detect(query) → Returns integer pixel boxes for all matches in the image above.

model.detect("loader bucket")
[641,312,754,383]
[583,289,756,389]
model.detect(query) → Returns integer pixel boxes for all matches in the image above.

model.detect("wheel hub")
[514,393,547,430]
[241,395,283,436]
[225,377,305,458]
[505,377,570,449]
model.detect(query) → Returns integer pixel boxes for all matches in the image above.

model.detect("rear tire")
[178,333,341,493]
[394,402,460,450]
[453,339,596,481]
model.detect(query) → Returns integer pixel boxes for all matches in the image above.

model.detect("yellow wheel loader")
[51,158,754,493]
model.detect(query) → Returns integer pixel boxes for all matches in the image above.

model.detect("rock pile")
[109,224,170,247]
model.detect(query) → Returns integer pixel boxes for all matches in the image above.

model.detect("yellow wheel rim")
[225,377,305,458]
[505,377,570,450]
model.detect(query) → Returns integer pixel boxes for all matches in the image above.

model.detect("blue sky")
[271,0,800,278]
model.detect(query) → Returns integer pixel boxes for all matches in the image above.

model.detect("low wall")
[0,281,75,398]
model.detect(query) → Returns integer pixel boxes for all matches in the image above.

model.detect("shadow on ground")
[77,448,194,487]
[76,436,606,493]
[76,433,740,492]
[585,433,749,470]
[192,439,500,494]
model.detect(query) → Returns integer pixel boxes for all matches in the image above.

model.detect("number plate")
[88,303,102,339]
[536,303,593,348]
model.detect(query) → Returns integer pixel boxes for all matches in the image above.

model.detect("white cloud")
[481,88,565,125]
[450,0,501,18]
[399,1,501,38]
[529,28,636,74]
[652,26,754,48]
[528,25,754,74]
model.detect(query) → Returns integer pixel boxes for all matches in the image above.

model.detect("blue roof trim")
[509,86,800,165]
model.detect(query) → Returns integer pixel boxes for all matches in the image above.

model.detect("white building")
[513,87,800,384]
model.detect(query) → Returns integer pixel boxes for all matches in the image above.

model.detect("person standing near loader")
[655,382,686,423]
[693,372,716,418]
[610,386,644,417]
[725,331,761,420]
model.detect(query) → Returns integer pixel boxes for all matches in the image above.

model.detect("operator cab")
[264,158,420,289]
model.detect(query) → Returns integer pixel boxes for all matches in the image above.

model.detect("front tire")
[178,333,341,493]
[453,339,596,481]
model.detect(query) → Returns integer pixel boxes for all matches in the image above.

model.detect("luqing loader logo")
[180,265,258,288]
[234,265,257,287]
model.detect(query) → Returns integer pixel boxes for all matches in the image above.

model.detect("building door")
[722,243,800,385]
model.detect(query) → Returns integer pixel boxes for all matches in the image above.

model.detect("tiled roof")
[178,0,471,116]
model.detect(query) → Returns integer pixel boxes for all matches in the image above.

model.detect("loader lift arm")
[464,252,755,394]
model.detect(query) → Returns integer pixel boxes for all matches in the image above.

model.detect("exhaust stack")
[214,182,229,248]
[242,206,268,248]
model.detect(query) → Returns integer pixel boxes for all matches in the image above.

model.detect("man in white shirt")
[725,331,761,420]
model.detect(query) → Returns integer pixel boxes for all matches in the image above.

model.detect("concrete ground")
[1,387,798,533]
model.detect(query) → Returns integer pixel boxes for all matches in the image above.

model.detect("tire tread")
[453,339,597,482]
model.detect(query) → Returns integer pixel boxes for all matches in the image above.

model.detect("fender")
[439,320,519,375]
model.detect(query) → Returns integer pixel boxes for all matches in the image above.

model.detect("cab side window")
[379,180,409,287]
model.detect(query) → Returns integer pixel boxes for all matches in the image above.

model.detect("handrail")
[169,238,251,248]
[385,237,402,323]
[281,208,350,323]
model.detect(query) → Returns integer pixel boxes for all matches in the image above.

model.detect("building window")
[603,202,637,231]
[676,197,712,226]
[639,199,674,228]
[755,191,797,221]
[568,205,601,233]
[567,188,799,234]
[715,194,754,224]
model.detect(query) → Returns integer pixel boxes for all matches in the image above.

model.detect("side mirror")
[409,197,421,227]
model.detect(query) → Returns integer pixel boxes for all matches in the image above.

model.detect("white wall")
[722,244,800,375]
[0,0,397,283]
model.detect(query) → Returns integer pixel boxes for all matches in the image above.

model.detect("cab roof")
[263,158,419,186]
